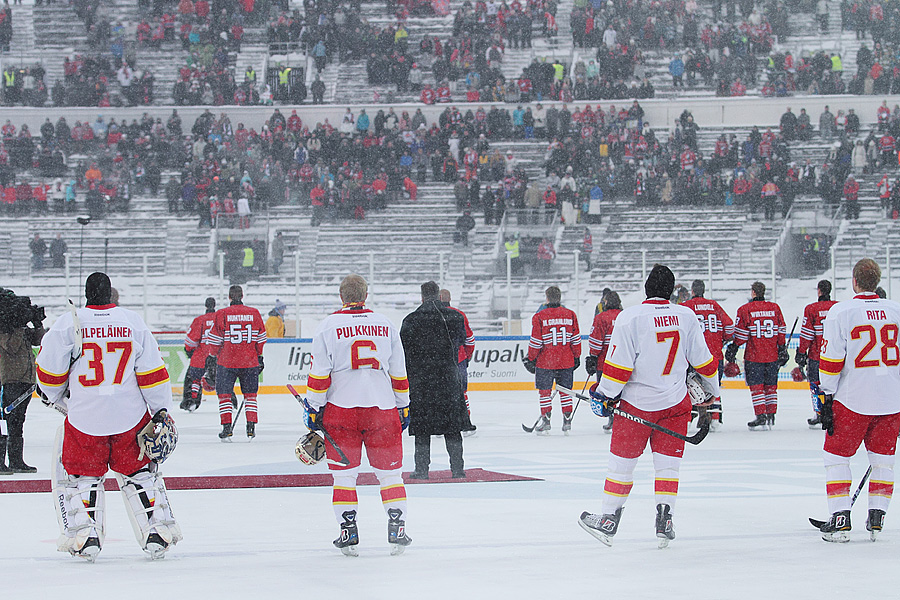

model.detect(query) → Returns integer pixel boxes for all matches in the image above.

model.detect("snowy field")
[2,388,897,599]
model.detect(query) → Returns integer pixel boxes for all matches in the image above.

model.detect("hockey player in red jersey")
[207,285,266,440]
[817,259,900,542]
[304,274,412,556]
[36,272,181,561]
[579,265,719,547]
[440,289,476,434]
[523,286,581,434]
[797,280,837,427]
[181,297,217,412]
[683,279,733,428]
[726,281,787,430]
[586,290,622,432]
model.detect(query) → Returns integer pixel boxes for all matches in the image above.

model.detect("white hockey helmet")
[295,432,326,465]
[686,370,714,406]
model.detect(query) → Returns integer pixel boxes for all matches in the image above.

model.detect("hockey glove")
[573,356,580,371]
[398,406,410,431]
[588,383,618,417]
[584,355,598,376]
[258,355,265,373]
[185,347,195,359]
[523,357,537,374]
[777,345,789,368]
[795,350,808,369]
[813,385,835,435]
[302,399,322,432]
[724,342,739,364]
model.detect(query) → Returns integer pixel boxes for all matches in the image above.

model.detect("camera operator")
[0,291,46,473]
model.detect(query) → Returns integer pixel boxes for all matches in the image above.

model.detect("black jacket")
[400,300,468,436]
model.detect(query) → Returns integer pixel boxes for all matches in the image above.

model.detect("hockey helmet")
[137,412,178,464]
[791,366,807,382]
[686,371,714,406]
[295,431,326,465]
[723,361,741,378]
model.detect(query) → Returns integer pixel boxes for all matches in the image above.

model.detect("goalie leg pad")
[52,425,107,556]
[118,465,182,557]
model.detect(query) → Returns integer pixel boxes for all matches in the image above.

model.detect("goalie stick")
[285,384,351,467]
[555,386,711,445]
[522,390,559,433]
[2,384,37,415]
[809,466,872,529]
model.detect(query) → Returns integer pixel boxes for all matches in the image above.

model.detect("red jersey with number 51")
[207,303,267,368]
[528,305,581,369]
[733,299,786,362]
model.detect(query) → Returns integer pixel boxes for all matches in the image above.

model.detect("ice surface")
[2,388,897,599]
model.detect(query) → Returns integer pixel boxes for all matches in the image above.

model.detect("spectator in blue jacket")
[669,55,684,88]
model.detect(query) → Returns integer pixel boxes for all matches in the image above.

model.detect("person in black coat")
[400,281,469,479]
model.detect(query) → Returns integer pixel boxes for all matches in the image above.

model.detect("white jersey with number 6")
[819,292,900,416]
[598,299,720,412]
[306,307,410,411]
[36,306,173,436]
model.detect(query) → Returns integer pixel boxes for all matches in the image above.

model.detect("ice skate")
[387,508,412,555]
[820,510,851,543]
[808,415,821,428]
[602,415,614,433]
[144,532,170,560]
[747,414,768,431]
[656,504,676,549]
[867,509,885,542]
[334,510,359,557]
[74,536,101,563]
[535,413,551,435]
[579,507,623,547]
[179,398,193,412]
[767,414,775,429]
[218,422,233,441]
[562,411,573,435]
[246,422,256,439]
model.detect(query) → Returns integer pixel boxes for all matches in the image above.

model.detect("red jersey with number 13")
[208,303,267,368]
[733,299,786,362]
[528,305,581,369]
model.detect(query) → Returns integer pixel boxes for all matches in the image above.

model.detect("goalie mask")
[295,431,326,465]
[137,412,178,464]
[686,371,714,406]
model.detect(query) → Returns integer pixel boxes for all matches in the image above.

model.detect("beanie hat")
[645,265,675,300]
[85,272,112,306]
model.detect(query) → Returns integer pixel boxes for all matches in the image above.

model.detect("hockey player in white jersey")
[579,265,719,547]
[36,272,181,562]
[304,274,412,556]
[816,258,900,542]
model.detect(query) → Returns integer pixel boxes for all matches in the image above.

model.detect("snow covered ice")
[2,388,898,599]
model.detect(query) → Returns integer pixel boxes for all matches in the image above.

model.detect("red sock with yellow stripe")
[868,451,895,512]
[653,452,682,509]
[824,451,852,513]
[376,469,408,521]
[601,454,638,514]
[332,471,359,524]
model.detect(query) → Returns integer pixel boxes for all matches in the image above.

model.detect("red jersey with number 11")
[207,303,266,368]
[733,299,786,362]
[528,305,581,369]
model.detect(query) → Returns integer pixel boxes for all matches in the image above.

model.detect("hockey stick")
[556,386,711,445]
[809,466,873,529]
[286,384,351,467]
[522,389,559,433]
[568,378,591,418]
[2,384,37,415]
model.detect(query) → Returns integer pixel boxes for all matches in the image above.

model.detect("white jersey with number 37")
[306,308,410,411]
[598,299,719,412]
[819,292,900,415]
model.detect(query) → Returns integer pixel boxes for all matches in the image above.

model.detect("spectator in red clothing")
[843,175,860,220]
[730,78,746,96]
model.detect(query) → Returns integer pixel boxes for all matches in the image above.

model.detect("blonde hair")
[340,274,368,303]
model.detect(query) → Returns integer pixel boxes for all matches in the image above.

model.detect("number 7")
[656,330,680,376]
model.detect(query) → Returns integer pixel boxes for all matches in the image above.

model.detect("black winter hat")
[85,272,112,306]
[645,265,675,300]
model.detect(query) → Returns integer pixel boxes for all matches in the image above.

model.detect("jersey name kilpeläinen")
[36,305,172,436]
[819,293,900,416]
[307,308,410,411]
[598,299,719,412]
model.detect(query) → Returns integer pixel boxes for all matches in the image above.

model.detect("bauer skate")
[820,510,851,543]
[867,509,885,542]
[656,504,676,549]
[334,510,359,557]
[387,508,412,556]
[579,507,623,547]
